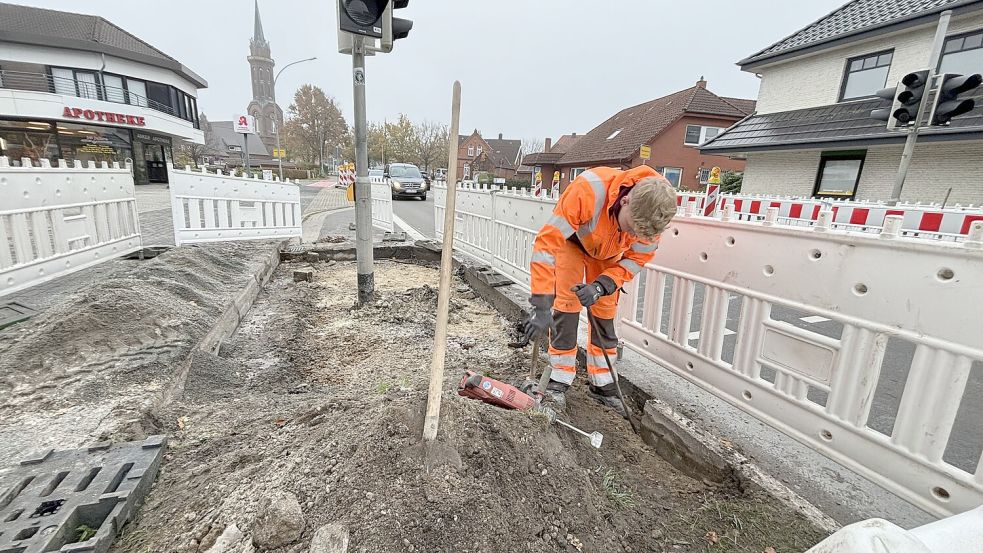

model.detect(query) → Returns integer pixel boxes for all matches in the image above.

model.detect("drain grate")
[0,302,37,330]
[0,435,166,553]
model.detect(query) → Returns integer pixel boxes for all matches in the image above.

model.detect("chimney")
[696,76,707,89]
[571,132,577,137]
[545,138,552,152]
[498,133,503,140]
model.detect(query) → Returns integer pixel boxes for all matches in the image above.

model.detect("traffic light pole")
[352,36,375,304]
[889,10,951,206]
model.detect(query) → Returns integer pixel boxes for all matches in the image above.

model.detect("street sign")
[263,170,273,181]
[272,148,286,158]
[640,145,651,160]
[234,115,255,134]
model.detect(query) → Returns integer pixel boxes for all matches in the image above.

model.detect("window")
[840,50,893,101]
[684,125,726,145]
[940,29,983,75]
[74,72,99,99]
[659,167,682,187]
[463,163,471,177]
[814,151,866,198]
[102,74,125,103]
[126,78,148,107]
[467,145,474,156]
[570,167,587,180]
[50,67,75,95]
[606,128,623,140]
[476,146,482,156]
[698,167,711,184]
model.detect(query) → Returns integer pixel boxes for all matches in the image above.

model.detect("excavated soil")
[0,242,280,465]
[110,260,827,553]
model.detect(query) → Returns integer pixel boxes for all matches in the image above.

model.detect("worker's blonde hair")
[629,177,677,240]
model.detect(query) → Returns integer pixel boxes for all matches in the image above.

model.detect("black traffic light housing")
[381,0,413,53]
[931,73,982,125]
[871,70,929,127]
[339,0,387,38]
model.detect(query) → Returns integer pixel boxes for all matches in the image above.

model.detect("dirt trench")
[111,260,828,553]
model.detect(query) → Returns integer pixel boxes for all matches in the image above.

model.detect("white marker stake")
[423,81,462,443]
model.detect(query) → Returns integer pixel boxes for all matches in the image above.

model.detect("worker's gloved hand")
[572,276,617,307]
[523,294,554,341]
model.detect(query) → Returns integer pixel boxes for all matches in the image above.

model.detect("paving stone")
[0,435,167,553]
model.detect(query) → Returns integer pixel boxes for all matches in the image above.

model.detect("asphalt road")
[390,191,983,474]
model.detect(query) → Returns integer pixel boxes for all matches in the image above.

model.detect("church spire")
[253,0,266,45]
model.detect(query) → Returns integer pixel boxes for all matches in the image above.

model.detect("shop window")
[814,151,866,198]
[0,121,58,163]
[56,123,133,167]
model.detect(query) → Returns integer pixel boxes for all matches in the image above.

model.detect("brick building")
[520,133,582,187]
[701,0,983,203]
[540,79,755,192]
[457,130,522,181]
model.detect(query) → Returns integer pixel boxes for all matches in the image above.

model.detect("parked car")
[385,163,427,200]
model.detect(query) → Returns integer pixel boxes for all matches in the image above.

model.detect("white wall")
[755,11,983,114]
[0,41,201,96]
[742,141,983,204]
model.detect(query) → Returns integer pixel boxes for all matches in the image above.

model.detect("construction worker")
[523,166,677,413]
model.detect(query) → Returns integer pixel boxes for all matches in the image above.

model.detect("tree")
[381,114,416,165]
[521,137,545,158]
[284,84,349,172]
[414,120,449,172]
[174,112,211,168]
[721,171,743,194]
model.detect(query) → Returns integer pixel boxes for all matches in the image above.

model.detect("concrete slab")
[0,436,166,553]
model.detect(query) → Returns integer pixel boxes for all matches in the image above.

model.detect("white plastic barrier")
[616,204,983,518]
[806,505,983,552]
[435,180,983,521]
[0,156,141,298]
[679,191,983,240]
[168,165,301,245]
[370,173,394,233]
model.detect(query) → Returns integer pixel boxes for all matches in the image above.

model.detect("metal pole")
[423,81,462,443]
[352,37,374,305]
[888,10,951,206]
[243,133,250,176]
[272,56,317,181]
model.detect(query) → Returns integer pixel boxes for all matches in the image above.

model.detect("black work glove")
[522,294,554,341]
[572,276,617,307]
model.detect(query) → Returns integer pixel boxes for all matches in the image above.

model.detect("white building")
[703,0,983,204]
[0,2,207,185]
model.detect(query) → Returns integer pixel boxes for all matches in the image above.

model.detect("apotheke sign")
[62,106,146,127]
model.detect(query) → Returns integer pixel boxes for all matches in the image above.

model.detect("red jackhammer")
[457,371,604,448]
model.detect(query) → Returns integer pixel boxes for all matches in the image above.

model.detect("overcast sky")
[18,0,846,141]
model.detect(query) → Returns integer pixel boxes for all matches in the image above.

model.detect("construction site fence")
[678,191,983,241]
[168,165,302,246]
[433,181,983,522]
[0,156,141,298]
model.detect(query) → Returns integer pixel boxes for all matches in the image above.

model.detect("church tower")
[246,0,282,153]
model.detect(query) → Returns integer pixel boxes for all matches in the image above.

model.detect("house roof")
[0,2,207,88]
[558,83,756,166]
[211,121,270,156]
[550,134,582,155]
[486,137,521,168]
[700,92,983,154]
[739,0,979,68]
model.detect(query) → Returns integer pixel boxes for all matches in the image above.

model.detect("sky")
[14,0,848,142]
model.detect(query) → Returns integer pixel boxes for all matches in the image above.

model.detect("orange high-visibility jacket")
[530,166,662,297]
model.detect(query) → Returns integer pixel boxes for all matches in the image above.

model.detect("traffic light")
[380,0,413,53]
[931,73,982,125]
[338,0,386,38]
[878,70,931,127]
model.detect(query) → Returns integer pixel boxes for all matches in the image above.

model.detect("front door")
[145,144,168,183]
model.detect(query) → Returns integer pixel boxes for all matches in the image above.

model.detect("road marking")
[688,328,736,341]
[393,212,428,242]
[800,315,831,324]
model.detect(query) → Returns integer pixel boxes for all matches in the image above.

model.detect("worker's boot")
[543,381,569,412]
[587,383,627,418]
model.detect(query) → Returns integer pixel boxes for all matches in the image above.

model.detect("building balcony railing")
[0,70,198,129]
